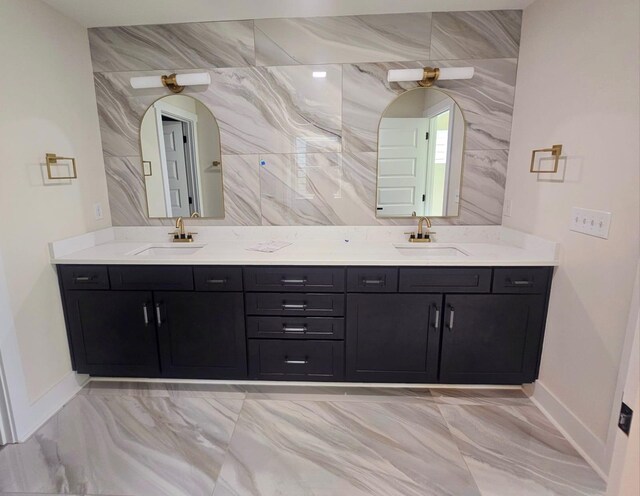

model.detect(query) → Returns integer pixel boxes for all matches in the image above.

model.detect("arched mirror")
[376,87,465,218]
[140,94,224,218]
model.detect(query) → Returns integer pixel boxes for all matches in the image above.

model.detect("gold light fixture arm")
[161,73,184,93]
[419,67,441,87]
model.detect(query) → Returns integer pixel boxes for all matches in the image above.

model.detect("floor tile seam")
[434,402,485,496]
[209,397,247,496]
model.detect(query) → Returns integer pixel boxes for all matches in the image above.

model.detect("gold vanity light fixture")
[45,153,77,180]
[530,144,563,173]
[130,72,211,94]
[387,67,474,87]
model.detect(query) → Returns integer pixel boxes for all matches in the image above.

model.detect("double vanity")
[51,226,558,386]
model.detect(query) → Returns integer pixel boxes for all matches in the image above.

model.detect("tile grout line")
[434,401,486,496]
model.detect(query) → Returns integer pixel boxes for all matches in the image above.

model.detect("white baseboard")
[528,381,608,481]
[16,371,88,442]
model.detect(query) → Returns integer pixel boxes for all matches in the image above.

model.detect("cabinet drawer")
[247,317,344,340]
[59,265,109,290]
[245,293,345,316]
[194,267,243,292]
[347,267,398,292]
[244,267,345,292]
[248,339,344,380]
[493,267,551,294]
[399,267,491,293]
[109,266,193,291]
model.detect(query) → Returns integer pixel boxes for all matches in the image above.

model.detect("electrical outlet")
[94,202,104,220]
[570,207,611,239]
[503,199,512,217]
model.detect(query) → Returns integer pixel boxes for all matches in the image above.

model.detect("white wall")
[504,0,639,474]
[0,0,110,416]
[195,100,224,218]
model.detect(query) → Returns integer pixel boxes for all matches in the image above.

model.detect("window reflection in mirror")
[376,87,465,218]
[140,95,224,218]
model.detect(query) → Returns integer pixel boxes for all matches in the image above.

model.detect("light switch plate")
[94,202,104,220]
[570,207,611,239]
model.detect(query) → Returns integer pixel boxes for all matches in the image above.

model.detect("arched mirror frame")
[138,94,225,219]
[375,86,467,219]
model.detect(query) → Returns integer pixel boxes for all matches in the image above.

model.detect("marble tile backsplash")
[89,10,522,226]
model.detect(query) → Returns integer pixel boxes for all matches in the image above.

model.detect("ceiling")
[42,0,534,27]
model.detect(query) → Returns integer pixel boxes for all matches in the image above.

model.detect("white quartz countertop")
[49,226,559,267]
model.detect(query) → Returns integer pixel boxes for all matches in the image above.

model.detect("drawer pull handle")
[155,303,162,326]
[282,303,307,310]
[281,278,307,284]
[74,276,92,282]
[284,357,308,364]
[142,304,149,326]
[283,326,307,333]
[433,306,440,329]
[206,278,227,284]
[509,279,533,286]
[362,279,383,285]
[447,306,455,331]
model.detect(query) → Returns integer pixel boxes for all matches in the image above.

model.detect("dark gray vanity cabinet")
[439,294,547,384]
[346,293,441,382]
[57,264,553,385]
[155,292,247,379]
[59,265,247,379]
[64,290,161,377]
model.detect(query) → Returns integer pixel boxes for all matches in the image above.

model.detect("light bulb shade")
[387,68,425,82]
[437,67,474,80]
[175,72,211,86]
[130,75,163,89]
[130,72,211,89]
[387,67,474,83]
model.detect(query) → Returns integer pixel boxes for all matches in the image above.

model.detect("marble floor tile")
[431,11,522,60]
[214,399,480,496]
[82,380,247,400]
[431,388,532,406]
[254,14,431,66]
[0,394,243,496]
[439,405,606,496]
[243,385,433,402]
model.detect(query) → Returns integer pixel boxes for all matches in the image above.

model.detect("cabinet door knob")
[362,279,383,285]
[284,357,309,364]
[433,306,440,329]
[282,326,307,333]
[155,303,163,326]
[206,278,227,284]
[281,278,307,284]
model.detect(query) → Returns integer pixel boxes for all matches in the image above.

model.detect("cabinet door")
[440,295,546,384]
[346,294,442,383]
[65,291,160,377]
[155,292,247,379]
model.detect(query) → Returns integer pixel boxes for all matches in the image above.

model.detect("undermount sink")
[131,244,205,257]
[393,244,468,257]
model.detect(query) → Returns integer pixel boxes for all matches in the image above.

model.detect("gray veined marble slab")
[342,59,517,154]
[439,404,606,496]
[105,156,151,226]
[81,380,248,399]
[431,11,522,60]
[88,21,255,72]
[0,394,243,496]
[458,150,509,225]
[214,399,481,496]
[198,66,342,155]
[254,13,431,66]
[259,152,374,226]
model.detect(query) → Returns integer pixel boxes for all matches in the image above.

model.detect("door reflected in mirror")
[376,87,465,218]
[140,94,224,218]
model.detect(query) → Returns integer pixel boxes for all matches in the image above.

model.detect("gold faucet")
[407,216,435,242]
[170,217,196,242]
